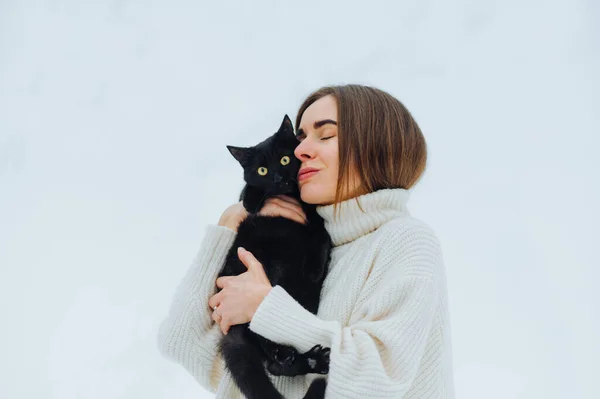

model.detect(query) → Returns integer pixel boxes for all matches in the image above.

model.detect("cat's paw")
[266,360,285,376]
[271,346,297,366]
[304,345,330,374]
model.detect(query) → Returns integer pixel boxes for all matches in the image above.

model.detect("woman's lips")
[298,170,319,181]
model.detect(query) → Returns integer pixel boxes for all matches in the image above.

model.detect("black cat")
[216,115,332,399]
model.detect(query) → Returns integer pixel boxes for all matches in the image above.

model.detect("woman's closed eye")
[296,134,335,142]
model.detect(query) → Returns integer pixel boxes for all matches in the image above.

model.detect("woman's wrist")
[217,214,230,228]
[217,202,248,232]
[217,216,238,232]
[250,284,273,321]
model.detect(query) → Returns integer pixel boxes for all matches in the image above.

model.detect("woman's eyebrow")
[314,119,337,129]
[296,119,338,138]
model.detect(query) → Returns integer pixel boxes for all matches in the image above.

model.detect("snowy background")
[1,0,598,398]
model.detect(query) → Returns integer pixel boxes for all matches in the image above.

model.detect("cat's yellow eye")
[258,167,268,176]
[280,156,290,165]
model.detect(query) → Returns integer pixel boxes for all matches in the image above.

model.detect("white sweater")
[157,188,455,398]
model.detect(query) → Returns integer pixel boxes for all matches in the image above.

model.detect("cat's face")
[227,115,301,195]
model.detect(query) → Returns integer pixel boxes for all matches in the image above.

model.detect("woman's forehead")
[300,95,337,129]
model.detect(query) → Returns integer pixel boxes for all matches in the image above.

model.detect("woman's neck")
[316,188,412,247]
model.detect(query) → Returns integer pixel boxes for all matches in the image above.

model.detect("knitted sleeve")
[156,224,237,393]
[248,225,442,398]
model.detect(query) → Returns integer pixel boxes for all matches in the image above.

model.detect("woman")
[157,84,455,398]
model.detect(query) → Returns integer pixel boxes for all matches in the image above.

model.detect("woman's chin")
[300,185,334,205]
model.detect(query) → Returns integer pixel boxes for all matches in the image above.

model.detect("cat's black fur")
[216,115,332,399]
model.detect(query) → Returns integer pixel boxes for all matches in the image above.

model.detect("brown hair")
[295,84,428,215]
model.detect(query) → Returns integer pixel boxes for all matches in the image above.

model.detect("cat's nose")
[274,175,283,183]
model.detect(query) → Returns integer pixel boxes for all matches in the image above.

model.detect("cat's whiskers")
[255,190,269,213]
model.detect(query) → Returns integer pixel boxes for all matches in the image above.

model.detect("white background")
[1,0,598,398]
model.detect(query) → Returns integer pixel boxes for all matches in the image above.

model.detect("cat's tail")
[302,378,326,399]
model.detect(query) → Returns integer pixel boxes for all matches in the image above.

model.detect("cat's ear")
[227,145,253,167]
[276,114,296,140]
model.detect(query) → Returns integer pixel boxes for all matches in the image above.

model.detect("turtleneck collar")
[315,188,411,247]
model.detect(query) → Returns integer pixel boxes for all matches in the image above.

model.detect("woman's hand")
[217,201,249,232]
[218,196,307,232]
[258,195,307,225]
[208,247,273,334]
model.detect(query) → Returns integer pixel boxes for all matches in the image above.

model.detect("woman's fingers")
[274,195,302,207]
[266,198,302,216]
[212,305,232,334]
[260,200,307,224]
[208,292,218,309]
[216,276,234,289]
[212,307,221,324]
[261,197,307,224]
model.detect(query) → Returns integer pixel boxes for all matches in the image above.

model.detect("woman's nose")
[294,140,313,161]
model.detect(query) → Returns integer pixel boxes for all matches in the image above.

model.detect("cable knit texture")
[157,188,455,398]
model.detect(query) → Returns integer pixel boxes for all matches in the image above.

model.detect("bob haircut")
[295,84,427,215]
